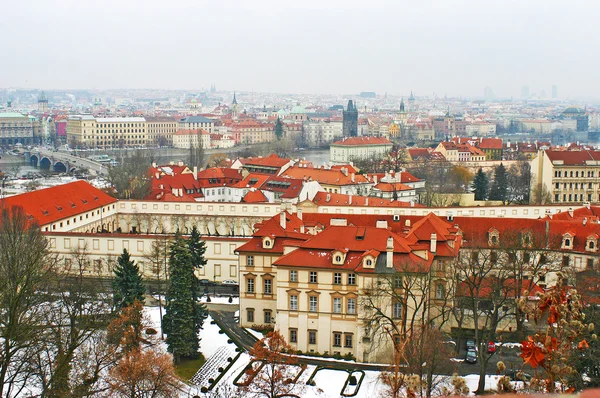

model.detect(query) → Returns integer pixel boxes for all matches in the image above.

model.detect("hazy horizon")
[2,0,599,100]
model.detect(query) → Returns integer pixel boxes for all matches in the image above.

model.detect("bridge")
[24,150,107,176]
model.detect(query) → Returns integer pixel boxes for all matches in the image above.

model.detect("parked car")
[506,369,532,382]
[488,341,497,354]
[222,279,238,285]
[466,339,476,351]
[199,279,214,286]
[465,348,478,364]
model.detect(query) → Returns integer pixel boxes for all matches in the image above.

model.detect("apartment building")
[178,116,215,134]
[329,136,393,164]
[531,148,600,204]
[146,116,178,146]
[66,115,147,148]
[302,120,343,148]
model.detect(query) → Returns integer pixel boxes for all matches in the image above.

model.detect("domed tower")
[38,91,49,112]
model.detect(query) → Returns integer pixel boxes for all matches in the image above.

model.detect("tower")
[231,92,239,120]
[342,100,358,137]
[38,91,48,112]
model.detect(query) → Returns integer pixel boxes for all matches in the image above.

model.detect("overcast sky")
[1,0,598,99]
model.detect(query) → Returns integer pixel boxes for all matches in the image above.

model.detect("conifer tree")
[471,168,489,201]
[113,248,146,309]
[163,232,207,363]
[274,117,284,140]
[489,163,508,203]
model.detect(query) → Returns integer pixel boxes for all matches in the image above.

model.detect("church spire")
[400,97,405,113]
[232,91,238,105]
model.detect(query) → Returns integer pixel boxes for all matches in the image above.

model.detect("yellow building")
[67,115,147,148]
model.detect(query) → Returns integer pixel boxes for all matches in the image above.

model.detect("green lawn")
[174,354,206,381]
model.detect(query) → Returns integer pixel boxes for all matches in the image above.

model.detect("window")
[264,279,272,295]
[490,251,498,264]
[310,271,317,283]
[348,273,356,285]
[290,270,298,282]
[334,273,342,285]
[335,255,342,262]
[436,283,445,299]
[290,295,298,311]
[366,259,373,266]
[563,256,570,267]
[333,297,342,313]
[347,298,356,314]
[393,302,402,319]
[247,256,254,266]
[344,334,353,348]
[289,329,297,343]
[587,258,594,269]
[333,332,341,347]
[309,330,317,345]
[264,310,272,324]
[247,309,254,322]
[394,276,403,288]
[309,296,318,312]
[247,277,255,293]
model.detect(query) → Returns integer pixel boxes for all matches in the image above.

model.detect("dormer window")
[366,259,373,266]
[332,251,346,265]
[488,229,499,246]
[362,255,376,269]
[262,237,273,249]
[562,234,574,249]
[586,236,598,252]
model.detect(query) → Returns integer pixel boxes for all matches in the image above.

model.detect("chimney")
[568,207,574,218]
[280,211,287,229]
[300,224,305,233]
[341,167,348,176]
[193,166,198,180]
[297,208,303,220]
[351,173,355,182]
[365,197,369,205]
[349,194,353,204]
[376,220,388,229]
[152,162,157,168]
[386,237,394,268]
[583,217,587,226]
[430,233,437,253]
[405,219,411,227]
[374,175,378,184]
[326,193,331,202]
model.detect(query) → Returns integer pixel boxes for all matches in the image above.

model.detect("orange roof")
[240,154,291,169]
[332,136,392,146]
[545,149,600,165]
[282,166,369,186]
[373,182,414,192]
[242,190,269,203]
[310,192,422,208]
[0,181,117,226]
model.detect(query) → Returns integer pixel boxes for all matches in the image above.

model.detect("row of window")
[246,278,272,295]
[287,329,353,348]
[554,193,598,202]
[288,294,357,314]
[554,170,596,178]
[288,270,357,285]
[555,182,596,190]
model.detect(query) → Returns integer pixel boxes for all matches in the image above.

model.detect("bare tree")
[239,330,306,398]
[0,206,58,397]
[32,245,112,397]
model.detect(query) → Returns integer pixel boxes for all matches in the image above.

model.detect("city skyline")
[2,0,599,99]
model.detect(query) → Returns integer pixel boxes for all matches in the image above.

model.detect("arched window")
[335,255,342,262]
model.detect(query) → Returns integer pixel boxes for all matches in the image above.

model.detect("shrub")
[145,328,157,335]
[349,375,357,386]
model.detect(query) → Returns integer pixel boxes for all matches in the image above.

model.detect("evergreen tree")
[188,226,208,302]
[113,248,146,309]
[274,117,284,140]
[163,232,207,363]
[489,163,508,203]
[471,168,489,201]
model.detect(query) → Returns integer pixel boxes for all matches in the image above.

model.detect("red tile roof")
[242,190,269,203]
[0,181,117,226]
[310,191,422,208]
[545,149,600,165]
[282,166,369,186]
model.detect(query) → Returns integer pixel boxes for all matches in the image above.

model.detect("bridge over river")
[24,150,107,176]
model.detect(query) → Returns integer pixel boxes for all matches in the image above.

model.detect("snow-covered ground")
[145,305,518,397]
